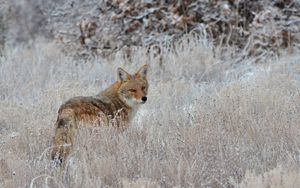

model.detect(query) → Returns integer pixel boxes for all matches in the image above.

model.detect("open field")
[0,36,299,187]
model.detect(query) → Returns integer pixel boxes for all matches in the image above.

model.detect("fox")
[51,65,149,166]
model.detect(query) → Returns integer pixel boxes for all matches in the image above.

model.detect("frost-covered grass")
[232,165,300,188]
[0,37,299,187]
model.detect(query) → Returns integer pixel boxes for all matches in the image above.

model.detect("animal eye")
[128,89,136,92]
[141,86,146,90]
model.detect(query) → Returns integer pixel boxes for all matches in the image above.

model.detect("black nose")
[142,96,147,102]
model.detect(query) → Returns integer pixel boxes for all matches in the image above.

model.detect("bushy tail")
[51,117,77,167]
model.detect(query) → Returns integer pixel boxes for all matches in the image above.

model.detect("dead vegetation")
[0,37,300,187]
[1,0,300,59]
[54,0,300,59]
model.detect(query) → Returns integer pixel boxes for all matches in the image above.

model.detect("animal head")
[117,65,149,107]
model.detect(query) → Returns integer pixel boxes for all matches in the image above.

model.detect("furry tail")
[51,117,77,166]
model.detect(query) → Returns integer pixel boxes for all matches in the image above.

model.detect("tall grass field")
[0,36,300,187]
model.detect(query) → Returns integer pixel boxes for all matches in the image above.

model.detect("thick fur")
[51,65,148,166]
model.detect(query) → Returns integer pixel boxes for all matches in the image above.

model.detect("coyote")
[51,65,148,166]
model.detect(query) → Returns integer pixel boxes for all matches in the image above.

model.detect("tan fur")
[51,65,149,166]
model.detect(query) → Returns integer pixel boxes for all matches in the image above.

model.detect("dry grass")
[231,165,300,188]
[0,36,299,187]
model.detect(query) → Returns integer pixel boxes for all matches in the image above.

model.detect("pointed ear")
[117,68,131,82]
[135,64,148,79]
